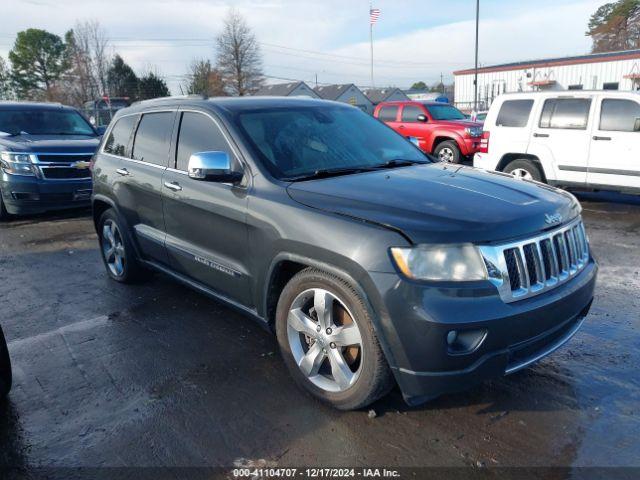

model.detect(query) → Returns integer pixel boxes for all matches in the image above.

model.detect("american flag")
[369,7,381,25]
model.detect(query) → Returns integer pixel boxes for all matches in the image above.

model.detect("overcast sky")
[0,0,603,94]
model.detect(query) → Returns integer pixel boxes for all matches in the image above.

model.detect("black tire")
[504,159,544,182]
[97,208,145,283]
[0,189,10,222]
[433,140,461,164]
[275,268,394,410]
[0,325,12,398]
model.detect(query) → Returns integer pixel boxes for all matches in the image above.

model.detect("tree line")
[0,8,264,106]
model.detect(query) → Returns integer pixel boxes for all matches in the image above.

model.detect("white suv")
[474,91,640,195]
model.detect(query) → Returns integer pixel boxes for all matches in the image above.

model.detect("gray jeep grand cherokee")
[92,96,597,410]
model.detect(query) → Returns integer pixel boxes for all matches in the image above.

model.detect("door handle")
[398,125,406,129]
[164,181,182,192]
[116,168,130,176]
[592,136,612,141]
[533,133,549,138]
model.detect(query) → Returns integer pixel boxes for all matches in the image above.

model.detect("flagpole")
[370,13,374,87]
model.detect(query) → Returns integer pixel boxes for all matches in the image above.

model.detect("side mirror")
[417,114,428,123]
[634,117,640,132]
[95,125,107,136]
[187,151,242,183]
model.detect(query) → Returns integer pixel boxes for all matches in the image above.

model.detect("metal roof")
[454,49,640,76]
[313,84,359,100]
[254,81,308,96]
[363,87,408,104]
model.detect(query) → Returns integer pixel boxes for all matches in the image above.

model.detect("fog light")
[446,329,487,355]
[11,192,39,201]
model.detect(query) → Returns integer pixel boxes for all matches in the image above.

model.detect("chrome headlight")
[390,244,488,281]
[465,127,483,137]
[0,152,35,176]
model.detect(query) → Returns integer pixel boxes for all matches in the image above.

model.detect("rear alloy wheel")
[98,209,144,283]
[276,268,393,410]
[433,140,461,164]
[504,159,544,183]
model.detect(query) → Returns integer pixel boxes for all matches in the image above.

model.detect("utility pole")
[474,0,480,112]
[440,73,444,94]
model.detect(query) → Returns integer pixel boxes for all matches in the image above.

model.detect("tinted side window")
[378,106,398,122]
[131,112,174,166]
[495,100,534,127]
[401,105,423,122]
[103,115,137,156]
[539,98,591,130]
[599,99,640,132]
[176,112,235,171]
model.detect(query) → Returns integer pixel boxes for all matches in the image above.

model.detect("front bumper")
[0,172,92,215]
[460,137,482,156]
[369,259,597,405]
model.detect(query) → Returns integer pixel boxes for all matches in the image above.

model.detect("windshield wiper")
[284,166,377,182]
[371,159,428,169]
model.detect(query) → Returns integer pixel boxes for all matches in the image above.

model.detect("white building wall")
[454,57,640,111]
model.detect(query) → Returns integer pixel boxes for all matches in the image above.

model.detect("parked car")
[82,96,131,128]
[474,91,640,195]
[0,324,11,398]
[92,96,597,410]
[0,102,103,219]
[373,101,484,163]
[472,111,488,123]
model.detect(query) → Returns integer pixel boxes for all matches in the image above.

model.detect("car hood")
[0,134,100,154]
[434,119,482,129]
[286,163,580,244]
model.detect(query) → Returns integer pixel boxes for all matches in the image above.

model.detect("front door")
[530,96,594,185]
[161,109,252,306]
[587,96,640,191]
[398,104,429,151]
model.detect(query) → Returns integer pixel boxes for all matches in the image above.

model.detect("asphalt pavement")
[0,192,638,478]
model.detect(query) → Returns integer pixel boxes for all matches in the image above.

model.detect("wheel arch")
[497,153,547,182]
[262,252,400,369]
[431,135,459,153]
[92,194,117,232]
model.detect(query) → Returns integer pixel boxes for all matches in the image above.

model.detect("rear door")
[587,95,640,191]
[487,98,535,163]
[118,110,176,264]
[376,104,401,132]
[162,109,252,305]
[530,96,593,185]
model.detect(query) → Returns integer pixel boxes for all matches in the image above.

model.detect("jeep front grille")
[479,218,590,303]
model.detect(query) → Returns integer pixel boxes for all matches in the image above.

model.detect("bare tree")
[215,8,264,96]
[185,58,226,97]
[64,20,111,105]
[0,56,14,100]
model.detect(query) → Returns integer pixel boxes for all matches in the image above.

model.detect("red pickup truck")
[373,101,484,164]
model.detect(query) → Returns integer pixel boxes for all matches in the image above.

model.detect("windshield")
[424,104,466,121]
[235,105,429,179]
[0,109,97,136]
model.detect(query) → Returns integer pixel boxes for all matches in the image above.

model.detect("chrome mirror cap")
[187,151,234,180]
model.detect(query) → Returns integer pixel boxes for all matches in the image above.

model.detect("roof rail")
[131,94,208,106]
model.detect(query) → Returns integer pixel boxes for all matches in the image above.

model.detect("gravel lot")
[0,193,638,476]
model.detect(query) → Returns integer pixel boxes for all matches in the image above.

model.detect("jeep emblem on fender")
[545,213,563,225]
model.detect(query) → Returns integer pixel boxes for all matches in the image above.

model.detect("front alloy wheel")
[276,268,394,410]
[287,288,363,392]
